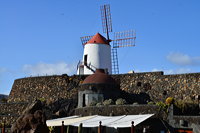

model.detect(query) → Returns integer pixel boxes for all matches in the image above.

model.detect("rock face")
[11,100,49,133]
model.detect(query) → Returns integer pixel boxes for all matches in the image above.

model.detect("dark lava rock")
[11,100,49,133]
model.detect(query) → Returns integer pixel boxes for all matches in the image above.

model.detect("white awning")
[46,114,154,128]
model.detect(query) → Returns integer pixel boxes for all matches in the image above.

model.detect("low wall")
[75,105,164,117]
[8,72,200,103]
[173,116,200,127]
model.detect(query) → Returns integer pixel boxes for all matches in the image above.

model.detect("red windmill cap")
[86,33,109,45]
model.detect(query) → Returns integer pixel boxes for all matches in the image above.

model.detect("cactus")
[66,125,69,133]
[115,98,126,105]
[78,123,83,133]
[103,99,114,105]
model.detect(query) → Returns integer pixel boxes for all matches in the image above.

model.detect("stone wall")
[75,105,163,117]
[3,71,200,125]
[113,72,200,102]
[173,116,200,127]
[0,102,28,124]
[7,71,200,103]
[8,75,86,102]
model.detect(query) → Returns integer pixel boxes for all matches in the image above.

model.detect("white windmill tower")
[77,4,136,75]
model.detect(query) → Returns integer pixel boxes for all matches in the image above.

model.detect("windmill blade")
[113,30,136,48]
[100,4,112,34]
[80,35,93,45]
[111,48,119,74]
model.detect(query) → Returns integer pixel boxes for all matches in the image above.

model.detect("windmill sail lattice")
[100,5,113,34]
[111,48,119,74]
[80,36,94,45]
[113,30,136,48]
[79,4,136,74]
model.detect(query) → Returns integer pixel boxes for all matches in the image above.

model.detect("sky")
[1,0,200,95]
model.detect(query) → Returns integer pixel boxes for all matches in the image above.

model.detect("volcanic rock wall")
[115,71,200,102]
[8,71,200,103]
[0,102,28,124]
[8,75,86,103]
[3,71,200,125]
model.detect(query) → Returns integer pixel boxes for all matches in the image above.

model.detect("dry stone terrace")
[7,71,200,103]
[2,71,200,125]
[113,72,200,102]
[8,75,86,103]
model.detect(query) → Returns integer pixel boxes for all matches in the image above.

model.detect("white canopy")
[46,114,154,128]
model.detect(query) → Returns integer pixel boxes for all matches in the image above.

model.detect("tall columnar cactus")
[78,123,83,133]
[66,125,69,133]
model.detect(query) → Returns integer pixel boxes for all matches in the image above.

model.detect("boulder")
[11,100,49,133]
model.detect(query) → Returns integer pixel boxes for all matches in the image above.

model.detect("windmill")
[80,4,136,74]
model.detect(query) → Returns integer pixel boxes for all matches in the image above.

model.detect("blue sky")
[1,0,200,94]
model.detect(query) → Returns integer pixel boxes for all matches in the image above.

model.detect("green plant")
[78,123,83,133]
[133,102,138,105]
[103,99,114,105]
[48,126,54,133]
[115,98,126,105]
[38,97,45,102]
[174,100,199,115]
[147,101,155,105]
[66,125,70,133]
[156,101,168,113]
[96,102,103,107]
[89,101,97,106]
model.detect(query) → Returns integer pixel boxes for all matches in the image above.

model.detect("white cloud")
[152,68,162,72]
[166,52,200,66]
[164,68,193,74]
[0,68,6,73]
[22,62,76,76]
[134,68,194,75]
[152,68,193,74]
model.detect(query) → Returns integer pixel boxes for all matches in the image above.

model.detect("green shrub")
[174,100,199,115]
[147,101,155,105]
[96,102,103,107]
[38,97,45,102]
[115,98,126,105]
[133,102,138,105]
[103,99,114,105]
[156,101,168,112]
[89,101,97,106]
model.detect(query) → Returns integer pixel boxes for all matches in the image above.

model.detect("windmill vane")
[100,4,112,33]
[113,30,136,48]
[79,4,136,74]
[80,36,93,45]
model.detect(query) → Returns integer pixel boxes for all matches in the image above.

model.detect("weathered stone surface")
[11,100,49,133]
[0,102,28,124]
[8,72,200,104]
[112,72,200,102]
[8,75,85,103]
[2,71,200,126]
